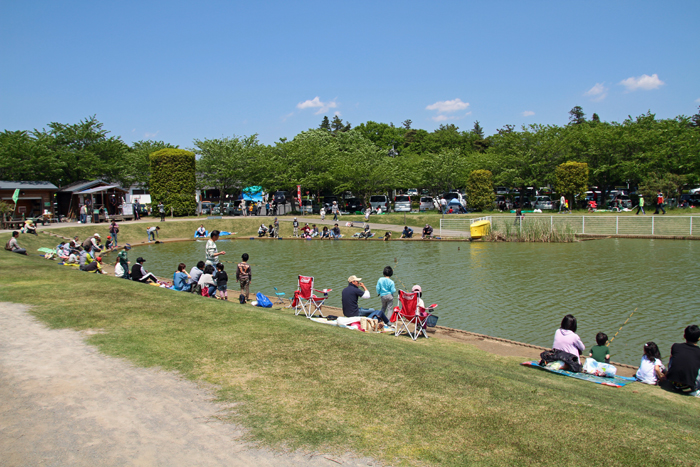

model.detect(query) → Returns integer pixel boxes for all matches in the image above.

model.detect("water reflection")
[137,238,699,365]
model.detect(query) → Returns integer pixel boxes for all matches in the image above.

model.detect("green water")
[135,238,699,366]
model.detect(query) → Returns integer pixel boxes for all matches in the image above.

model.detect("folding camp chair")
[293,275,332,318]
[273,287,287,305]
[392,290,434,340]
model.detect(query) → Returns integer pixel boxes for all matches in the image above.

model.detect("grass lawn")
[2,232,699,466]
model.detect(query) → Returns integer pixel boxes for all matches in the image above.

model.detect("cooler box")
[470,220,491,239]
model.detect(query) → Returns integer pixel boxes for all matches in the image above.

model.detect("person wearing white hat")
[412,285,425,309]
[342,275,374,318]
[331,201,339,221]
[89,233,103,257]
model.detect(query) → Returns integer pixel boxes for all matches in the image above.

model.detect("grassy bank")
[1,237,699,466]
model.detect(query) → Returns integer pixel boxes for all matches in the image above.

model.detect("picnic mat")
[521,361,637,388]
[309,317,394,333]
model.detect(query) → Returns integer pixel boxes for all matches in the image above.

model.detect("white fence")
[441,215,700,237]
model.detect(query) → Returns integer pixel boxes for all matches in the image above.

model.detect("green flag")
[12,189,19,204]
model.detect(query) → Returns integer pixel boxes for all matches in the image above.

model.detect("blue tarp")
[239,186,264,202]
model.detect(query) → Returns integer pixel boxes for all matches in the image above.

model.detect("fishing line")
[608,308,636,346]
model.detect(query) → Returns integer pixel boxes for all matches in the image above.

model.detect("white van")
[369,195,390,213]
[419,196,435,211]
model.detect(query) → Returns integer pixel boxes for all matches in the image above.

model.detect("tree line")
[1,107,699,207]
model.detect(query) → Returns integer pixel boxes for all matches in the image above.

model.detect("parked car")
[407,188,418,196]
[607,194,632,209]
[301,199,320,215]
[532,196,554,210]
[200,202,214,215]
[323,195,340,212]
[496,186,509,195]
[273,191,289,205]
[345,198,365,213]
[419,196,435,211]
[369,195,391,212]
[394,195,412,212]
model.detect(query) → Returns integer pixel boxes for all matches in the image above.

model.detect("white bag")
[582,358,617,377]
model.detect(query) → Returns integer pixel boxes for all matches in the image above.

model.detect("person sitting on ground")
[105,236,115,251]
[331,223,341,239]
[195,224,207,238]
[197,264,217,297]
[5,231,27,255]
[311,224,319,237]
[665,324,700,397]
[188,261,205,292]
[81,255,105,274]
[205,230,226,266]
[172,263,191,291]
[130,257,158,284]
[552,314,585,358]
[359,224,372,239]
[341,275,375,318]
[78,247,93,268]
[258,224,268,237]
[83,233,102,257]
[114,244,131,279]
[401,226,413,238]
[268,224,275,238]
[24,219,37,235]
[215,263,228,300]
[588,332,610,363]
[383,231,391,241]
[147,225,160,242]
[301,223,311,238]
[422,224,433,239]
[321,226,330,239]
[635,342,666,385]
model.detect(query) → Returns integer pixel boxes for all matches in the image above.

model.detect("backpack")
[239,294,246,304]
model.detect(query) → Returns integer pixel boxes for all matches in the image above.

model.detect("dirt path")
[0,302,373,467]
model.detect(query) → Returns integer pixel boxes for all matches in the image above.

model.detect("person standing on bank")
[376,266,397,320]
[158,201,165,221]
[109,219,119,248]
[205,230,226,267]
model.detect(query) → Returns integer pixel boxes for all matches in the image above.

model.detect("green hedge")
[149,149,197,216]
[466,169,495,211]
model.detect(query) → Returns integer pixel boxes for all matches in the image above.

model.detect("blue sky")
[1,1,698,147]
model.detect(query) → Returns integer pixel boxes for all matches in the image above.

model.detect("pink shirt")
[552,329,585,356]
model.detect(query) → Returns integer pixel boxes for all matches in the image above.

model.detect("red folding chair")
[293,275,332,318]
[392,290,434,340]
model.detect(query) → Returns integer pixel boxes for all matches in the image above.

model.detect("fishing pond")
[135,237,699,366]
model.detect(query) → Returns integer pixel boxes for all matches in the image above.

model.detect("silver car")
[419,196,435,211]
[532,196,554,210]
[394,195,411,212]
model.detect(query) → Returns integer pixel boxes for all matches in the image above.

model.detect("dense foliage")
[2,106,699,210]
[554,162,589,208]
[466,170,495,211]
[149,149,197,216]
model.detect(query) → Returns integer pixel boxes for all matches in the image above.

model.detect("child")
[198,265,217,297]
[236,253,252,301]
[589,332,610,363]
[635,342,665,385]
[293,217,299,237]
[383,231,392,241]
[376,266,397,321]
[215,263,228,300]
[105,236,115,251]
[665,324,700,396]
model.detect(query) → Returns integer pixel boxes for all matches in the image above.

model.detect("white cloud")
[619,74,664,92]
[522,111,535,117]
[431,112,471,122]
[432,115,450,122]
[334,110,342,117]
[144,131,158,138]
[584,83,608,102]
[426,98,470,113]
[296,96,338,115]
[696,98,700,103]
[281,112,294,122]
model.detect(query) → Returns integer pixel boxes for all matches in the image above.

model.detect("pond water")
[135,238,700,366]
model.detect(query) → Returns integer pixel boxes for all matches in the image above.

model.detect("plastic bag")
[255,292,272,308]
[582,358,617,377]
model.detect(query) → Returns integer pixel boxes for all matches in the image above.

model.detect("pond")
[135,237,700,366]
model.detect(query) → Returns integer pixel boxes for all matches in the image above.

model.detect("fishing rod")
[607,308,637,346]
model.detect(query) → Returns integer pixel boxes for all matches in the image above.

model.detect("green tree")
[319,116,331,131]
[149,149,197,216]
[402,119,412,130]
[466,169,495,211]
[193,135,261,197]
[124,140,178,189]
[0,130,64,185]
[568,106,586,125]
[472,121,484,139]
[420,149,469,195]
[554,161,589,209]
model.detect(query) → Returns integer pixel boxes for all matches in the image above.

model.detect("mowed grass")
[1,240,699,466]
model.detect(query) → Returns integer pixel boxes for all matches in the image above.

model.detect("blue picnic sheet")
[521,361,636,388]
